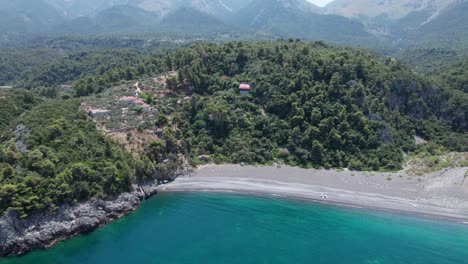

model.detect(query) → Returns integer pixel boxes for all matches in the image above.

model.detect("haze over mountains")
[0,0,467,50]
[325,0,461,19]
[323,0,467,49]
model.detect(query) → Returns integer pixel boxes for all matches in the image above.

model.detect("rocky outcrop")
[12,124,29,154]
[0,181,159,257]
[385,79,445,120]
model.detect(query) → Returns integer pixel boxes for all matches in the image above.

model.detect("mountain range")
[0,0,466,50]
[324,0,461,20]
[323,0,467,48]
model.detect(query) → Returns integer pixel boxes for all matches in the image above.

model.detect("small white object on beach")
[181,164,468,221]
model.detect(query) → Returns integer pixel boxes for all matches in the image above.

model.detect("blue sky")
[306,0,335,7]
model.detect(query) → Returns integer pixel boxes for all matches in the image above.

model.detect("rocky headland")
[0,181,160,257]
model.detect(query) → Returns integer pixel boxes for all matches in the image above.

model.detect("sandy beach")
[162,165,468,223]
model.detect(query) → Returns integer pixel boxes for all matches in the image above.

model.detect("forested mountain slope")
[0,48,63,86]
[0,37,183,87]
[1,0,466,54]
[437,59,468,93]
[0,40,466,221]
[0,0,62,38]
[325,0,459,19]
[16,50,147,90]
[159,8,233,34]
[55,5,160,34]
[0,96,176,218]
[75,41,467,169]
[229,0,374,44]
[407,1,468,50]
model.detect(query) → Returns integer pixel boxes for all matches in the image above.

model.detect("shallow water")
[2,192,468,264]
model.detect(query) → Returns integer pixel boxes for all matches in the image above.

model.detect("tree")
[166,76,179,91]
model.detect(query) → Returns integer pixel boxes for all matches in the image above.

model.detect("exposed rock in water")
[0,181,159,257]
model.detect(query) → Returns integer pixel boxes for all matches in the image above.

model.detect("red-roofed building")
[239,83,251,95]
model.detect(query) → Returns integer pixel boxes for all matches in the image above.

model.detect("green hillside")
[409,1,468,50]
[159,8,233,33]
[56,5,160,34]
[437,59,468,93]
[0,0,63,35]
[0,40,466,218]
[0,98,175,217]
[76,41,467,169]
[230,0,376,45]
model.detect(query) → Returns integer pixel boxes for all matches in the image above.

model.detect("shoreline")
[1,164,467,257]
[0,180,161,257]
[165,189,468,224]
[162,165,468,223]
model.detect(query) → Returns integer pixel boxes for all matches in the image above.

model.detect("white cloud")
[306,0,335,7]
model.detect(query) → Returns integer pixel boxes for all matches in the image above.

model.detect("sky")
[306,0,335,7]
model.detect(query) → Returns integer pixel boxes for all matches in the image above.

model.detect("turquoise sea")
[1,192,468,264]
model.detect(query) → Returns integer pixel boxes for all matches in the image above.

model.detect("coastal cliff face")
[0,181,159,257]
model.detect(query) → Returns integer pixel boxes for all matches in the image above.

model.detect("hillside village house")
[81,102,111,118]
[119,96,151,112]
[88,109,111,118]
[239,83,251,95]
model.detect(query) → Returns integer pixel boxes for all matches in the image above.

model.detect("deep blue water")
[1,192,468,264]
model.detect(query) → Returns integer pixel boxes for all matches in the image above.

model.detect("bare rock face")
[325,0,459,20]
[12,125,30,154]
[0,181,159,257]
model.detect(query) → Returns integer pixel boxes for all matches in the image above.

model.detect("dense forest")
[395,48,467,76]
[17,49,146,89]
[0,93,178,217]
[0,40,466,218]
[0,49,62,86]
[74,41,467,168]
[0,90,39,131]
[173,42,466,168]
[0,36,184,87]
[436,59,468,93]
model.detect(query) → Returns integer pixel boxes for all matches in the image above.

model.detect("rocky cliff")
[0,181,160,257]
